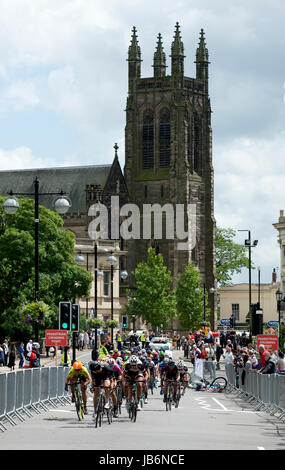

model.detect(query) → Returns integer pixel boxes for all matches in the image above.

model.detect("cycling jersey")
[164,365,179,379]
[124,363,144,380]
[67,366,90,380]
[89,363,114,386]
[111,363,123,379]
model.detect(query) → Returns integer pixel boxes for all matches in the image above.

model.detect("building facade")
[124,24,216,325]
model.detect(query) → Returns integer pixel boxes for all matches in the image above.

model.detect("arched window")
[193,112,200,173]
[142,109,154,169]
[159,108,171,168]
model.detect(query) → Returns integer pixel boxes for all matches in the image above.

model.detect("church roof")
[0,164,112,214]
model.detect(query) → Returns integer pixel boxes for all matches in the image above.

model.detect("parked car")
[148,337,173,355]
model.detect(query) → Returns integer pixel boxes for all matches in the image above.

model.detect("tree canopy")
[125,248,176,330]
[0,196,92,339]
[216,227,250,287]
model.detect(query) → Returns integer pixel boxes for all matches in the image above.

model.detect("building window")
[160,184,164,198]
[232,304,240,321]
[144,185,148,199]
[159,108,170,168]
[193,112,200,173]
[103,271,110,296]
[142,109,154,169]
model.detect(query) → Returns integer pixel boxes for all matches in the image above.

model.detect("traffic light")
[71,304,80,332]
[252,302,263,335]
[122,315,128,328]
[59,302,72,331]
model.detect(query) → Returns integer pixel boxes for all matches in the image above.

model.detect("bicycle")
[68,381,85,421]
[164,379,175,411]
[116,380,123,415]
[193,374,228,392]
[91,385,113,428]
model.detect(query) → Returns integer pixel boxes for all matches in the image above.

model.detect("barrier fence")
[225,363,285,419]
[0,366,71,432]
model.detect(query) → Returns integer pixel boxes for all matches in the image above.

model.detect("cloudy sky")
[0,0,284,286]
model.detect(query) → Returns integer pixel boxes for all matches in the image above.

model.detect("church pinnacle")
[128,26,141,62]
[153,33,166,78]
[196,28,209,63]
[171,22,184,57]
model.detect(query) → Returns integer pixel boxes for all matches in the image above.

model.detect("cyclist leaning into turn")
[89,360,119,418]
[65,361,91,415]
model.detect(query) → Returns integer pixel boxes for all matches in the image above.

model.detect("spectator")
[3,339,9,366]
[215,342,223,371]
[258,344,268,369]
[26,339,33,355]
[248,350,259,370]
[8,342,16,371]
[258,352,276,375]
[0,344,4,366]
[18,342,25,368]
[277,351,285,373]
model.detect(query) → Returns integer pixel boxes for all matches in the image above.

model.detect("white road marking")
[211,397,228,411]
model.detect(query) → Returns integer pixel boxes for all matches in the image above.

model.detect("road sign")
[219,318,230,326]
[267,321,279,328]
[256,334,279,351]
[46,330,68,347]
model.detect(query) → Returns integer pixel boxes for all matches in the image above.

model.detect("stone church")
[0,23,216,328]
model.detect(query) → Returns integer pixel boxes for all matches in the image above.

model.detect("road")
[1,349,285,450]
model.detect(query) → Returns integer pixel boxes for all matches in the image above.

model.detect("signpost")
[46,330,68,365]
[256,334,279,351]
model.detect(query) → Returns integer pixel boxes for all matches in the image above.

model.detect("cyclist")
[162,359,180,403]
[123,355,145,410]
[146,356,157,390]
[158,356,169,395]
[89,360,119,418]
[140,356,150,404]
[177,360,189,394]
[65,361,91,415]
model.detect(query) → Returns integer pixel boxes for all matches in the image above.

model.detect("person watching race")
[65,361,91,415]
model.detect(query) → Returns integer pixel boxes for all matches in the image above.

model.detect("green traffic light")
[62,323,68,329]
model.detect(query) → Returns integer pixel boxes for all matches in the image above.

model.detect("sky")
[0,0,284,285]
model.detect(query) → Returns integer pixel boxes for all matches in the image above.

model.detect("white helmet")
[129,355,140,365]
[177,360,184,369]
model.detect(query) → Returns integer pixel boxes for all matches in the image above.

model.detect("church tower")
[124,24,216,326]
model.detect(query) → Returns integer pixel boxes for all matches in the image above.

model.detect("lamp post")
[195,284,215,321]
[3,178,71,342]
[238,230,258,341]
[276,289,283,348]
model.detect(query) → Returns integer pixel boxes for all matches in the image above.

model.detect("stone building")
[124,24,216,325]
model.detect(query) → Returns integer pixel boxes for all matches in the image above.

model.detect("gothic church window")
[159,108,171,168]
[142,109,154,169]
[193,111,200,173]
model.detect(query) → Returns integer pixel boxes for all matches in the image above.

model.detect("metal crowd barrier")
[225,363,285,419]
[0,366,71,432]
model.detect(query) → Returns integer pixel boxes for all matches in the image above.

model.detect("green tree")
[125,248,176,330]
[216,227,250,287]
[176,262,208,330]
[0,197,92,339]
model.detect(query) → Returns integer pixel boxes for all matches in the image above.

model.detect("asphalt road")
[1,350,285,450]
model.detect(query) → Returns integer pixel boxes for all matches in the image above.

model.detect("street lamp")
[3,178,71,341]
[276,289,283,348]
[238,230,258,341]
[195,284,215,321]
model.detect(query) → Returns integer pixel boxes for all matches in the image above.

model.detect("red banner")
[256,334,278,351]
[46,330,67,347]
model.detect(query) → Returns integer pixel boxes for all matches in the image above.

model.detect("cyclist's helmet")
[73,361,83,370]
[163,357,169,364]
[107,358,115,366]
[32,342,40,350]
[90,361,101,371]
[146,357,152,362]
[116,357,123,366]
[153,351,158,357]
[168,360,176,367]
[177,360,184,369]
[129,355,140,365]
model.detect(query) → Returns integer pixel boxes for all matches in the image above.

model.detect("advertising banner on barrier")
[46,330,68,347]
[256,334,278,351]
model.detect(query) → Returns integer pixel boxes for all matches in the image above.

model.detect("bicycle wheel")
[175,384,181,408]
[106,397,113,425]
[149,376,154,395]
[117,386,122,415]
[75,390,84,421]
[166,384,173,412]
[95,395,104,428]
[210,376,228,392]
[130,397,137,422]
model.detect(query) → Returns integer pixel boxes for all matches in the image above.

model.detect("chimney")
[272,268,277,284]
